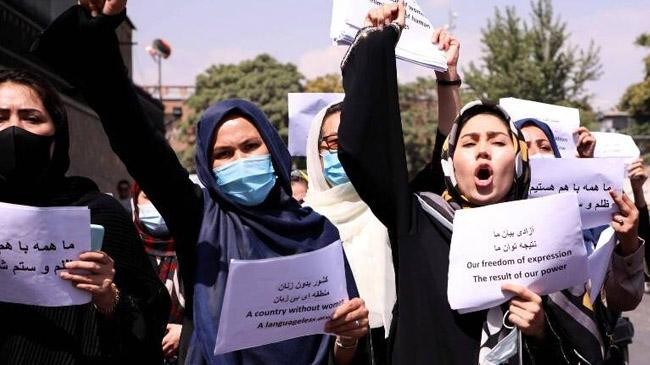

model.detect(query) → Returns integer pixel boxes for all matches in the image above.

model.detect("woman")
[0,69,169,364]
[304,100,396,365]
[132,183,185,364]
[335,2,607,363]
[33,2,370,364]
[516,118,645,363]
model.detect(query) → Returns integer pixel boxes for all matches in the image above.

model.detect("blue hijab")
[188,99,347,365]
[514,118,562,158]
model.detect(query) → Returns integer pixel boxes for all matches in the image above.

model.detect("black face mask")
[0,126,54,187]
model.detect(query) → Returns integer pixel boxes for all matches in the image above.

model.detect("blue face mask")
[138,203,169,236]
[213,154,277,206]
[322,151,350,186]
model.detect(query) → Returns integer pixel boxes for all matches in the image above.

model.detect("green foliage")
[464,0,601,111]
[186,54,304,140]
[398,77,438,176]
[619,33,650,121]
[304,73,344,93]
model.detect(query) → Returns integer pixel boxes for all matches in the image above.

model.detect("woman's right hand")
[364,0,406,29]
[79,0,127,17]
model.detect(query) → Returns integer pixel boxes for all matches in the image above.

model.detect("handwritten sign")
[288,93,345,157]
[0,202,91,306]
[588,227,617,304]
[592,132,640,159]
[499,97,580,158]
[448,193,588,313]
[529,158,626,229]
[214,241,349,355]
[331,0,447,71]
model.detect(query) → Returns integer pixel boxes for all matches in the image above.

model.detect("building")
[598,109,634,132]
[141,85,195,152]
[0,0,164,196]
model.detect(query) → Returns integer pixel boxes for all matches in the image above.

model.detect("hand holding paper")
[363,0,405,28]
[609,191,640,256]
[501,283,546,340]
[59,250,117,311]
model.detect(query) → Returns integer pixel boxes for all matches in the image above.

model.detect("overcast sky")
[128,0,649,112]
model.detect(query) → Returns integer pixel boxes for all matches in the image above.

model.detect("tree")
[465,0,601,111]
[398,77,439,176]
[186,54,304,140]
[304,73,344,93]
[619,33,650,122]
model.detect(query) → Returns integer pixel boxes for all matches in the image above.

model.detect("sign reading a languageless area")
[447,193,588,313]
[214,241,349,355]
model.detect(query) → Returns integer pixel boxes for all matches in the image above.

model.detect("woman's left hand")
[432,28,460,76]
[501,283,546,340]
[325,298,369,340]
[60,251,117,310]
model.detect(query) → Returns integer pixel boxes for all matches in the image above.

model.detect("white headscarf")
[303,99,396,333]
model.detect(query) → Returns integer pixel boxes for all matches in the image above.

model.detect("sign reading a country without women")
[447,194,588,313]
[0,202,91,307]
[214,241,349,355]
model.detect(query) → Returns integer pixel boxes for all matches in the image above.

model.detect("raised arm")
[338,3,410,235]
[32,4,203,246]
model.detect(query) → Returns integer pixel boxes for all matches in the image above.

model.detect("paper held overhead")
[330,0,448,71]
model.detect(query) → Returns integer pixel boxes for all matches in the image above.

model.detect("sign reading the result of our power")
[447,193,588,313]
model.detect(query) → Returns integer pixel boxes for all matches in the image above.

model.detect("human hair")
[323,102,343,120]
[0,68,68,130]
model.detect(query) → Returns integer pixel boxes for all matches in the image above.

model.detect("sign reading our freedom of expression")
[447,193,588,313]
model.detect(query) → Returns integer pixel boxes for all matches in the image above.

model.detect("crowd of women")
[0,0,647,364]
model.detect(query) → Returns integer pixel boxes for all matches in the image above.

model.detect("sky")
[127,0,649,112]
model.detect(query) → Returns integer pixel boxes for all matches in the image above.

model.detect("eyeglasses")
[318,133,339,152]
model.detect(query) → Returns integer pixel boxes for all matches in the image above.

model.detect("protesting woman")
[336,2,584,363]
[303,100,395,365]
[132,184,185,364]
[517,118,645,363]
[0,68,169,363]
[33,2,369,364]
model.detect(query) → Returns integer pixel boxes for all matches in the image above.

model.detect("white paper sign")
[214,241,349,355]
[529,158,626,229]
[0,202,91,306]
[592,132,640,159]
[331,0,447,71]
[448,193,588,312]
[500,98,580,158]
[288,93,344,157]
[587,227,616,304]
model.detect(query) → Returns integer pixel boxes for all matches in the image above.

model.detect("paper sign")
[500,98,580,158]
[331,0,447,71]
[447,193,588,312]
[0,202,91,306]
[214,241,349,355]
[592,132,640,159]
[528,158,626,229]
[288,93,344,157]
[587,227,616,304]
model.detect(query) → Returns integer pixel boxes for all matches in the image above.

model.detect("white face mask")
[528,153,555,159]
[138,203,169,236]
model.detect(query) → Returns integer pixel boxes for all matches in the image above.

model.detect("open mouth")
[474,164,493,188]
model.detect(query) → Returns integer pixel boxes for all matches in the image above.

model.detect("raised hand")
[364,0,406,29]
[432,28,460,80]
[79,0,127,17]
[575,127,596,158]
[610,190,640,256]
